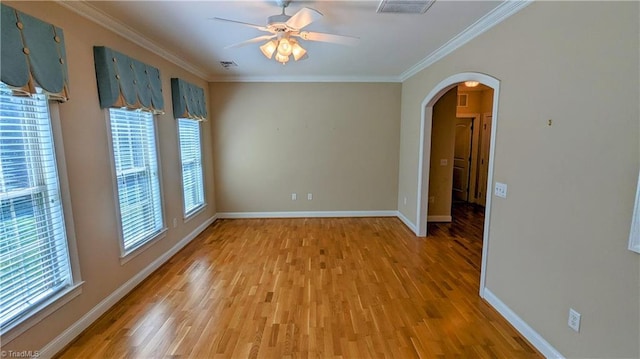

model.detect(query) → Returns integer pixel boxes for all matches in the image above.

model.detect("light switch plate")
[494,182,507,198]
[568,308,581,332]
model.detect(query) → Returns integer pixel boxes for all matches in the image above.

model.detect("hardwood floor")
[428,203,486,272]
[57,212,540,358]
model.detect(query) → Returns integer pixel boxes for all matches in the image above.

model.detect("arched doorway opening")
[416,72,500,296]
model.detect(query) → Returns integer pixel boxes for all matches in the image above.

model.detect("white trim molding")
[400,0,532,81]
[218,211,420,234]
[218,211,397,219]
[208,75,401,83]
[38,215,217,358]
[483,288,564,359]
[427,215,452,222]
[397,211,418,233]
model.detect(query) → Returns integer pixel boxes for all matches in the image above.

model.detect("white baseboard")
[482,288,564,359]
[217,210,397,219]
[427,215,452,222]
[39,215,217,358]
[396,211,418,234]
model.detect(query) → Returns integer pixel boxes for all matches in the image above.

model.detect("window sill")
[1,282,84,344]
[184,203,207,223]
[120,228,168,265]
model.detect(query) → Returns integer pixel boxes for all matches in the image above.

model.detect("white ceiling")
[61,1,528,82]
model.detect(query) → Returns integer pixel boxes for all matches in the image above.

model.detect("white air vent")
[220,61,238,69]
[377,0,435,14]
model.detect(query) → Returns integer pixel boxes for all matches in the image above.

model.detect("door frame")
[415,72,500,297]
[452,117,474,203]
[476,112,494,206]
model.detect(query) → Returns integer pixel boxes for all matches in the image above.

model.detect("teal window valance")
[93,46,164,114]
[1,4,70,101]
[171,78,207,121]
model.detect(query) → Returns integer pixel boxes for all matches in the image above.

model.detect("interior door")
[452,118,473,202]
[477,113,492,206]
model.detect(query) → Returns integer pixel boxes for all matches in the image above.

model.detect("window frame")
[0,88,83,343]
[176,118,206,220]
[104,108,167,262]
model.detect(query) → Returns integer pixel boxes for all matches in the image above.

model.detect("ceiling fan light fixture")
[291,41,307,61]
[275,52,290,64]
[216,5,359,67]
[277,38,293,57]
[260,40,278,59]
[465,81,480,88]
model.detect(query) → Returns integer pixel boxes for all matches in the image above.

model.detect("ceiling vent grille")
[377,0,436,14]
[220,61,238,69]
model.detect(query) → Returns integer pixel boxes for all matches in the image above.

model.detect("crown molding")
[54,0,210,80]
[399,0,533,82]
[208,75,402,83]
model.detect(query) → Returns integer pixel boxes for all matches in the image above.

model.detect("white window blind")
[109,109,163,252]
[178,119,204,217]
[0,83,72,329]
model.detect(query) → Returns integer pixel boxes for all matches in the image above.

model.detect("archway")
[416,72,500,296]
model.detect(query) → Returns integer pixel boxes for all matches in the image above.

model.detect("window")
[178,119,205,217]
[108,108,164,253]
[0,83,73,330]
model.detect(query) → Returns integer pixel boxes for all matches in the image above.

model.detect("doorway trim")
[416,72,500,296]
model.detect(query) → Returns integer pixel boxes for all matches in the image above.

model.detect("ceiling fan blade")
[297,31,359,46]
[211,17,269,32]
[285,7,323,30]
[224,35,276,49]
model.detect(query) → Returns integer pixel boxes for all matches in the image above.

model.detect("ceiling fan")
[213,0,359,65]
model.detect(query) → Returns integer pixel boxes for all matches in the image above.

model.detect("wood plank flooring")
[57,209,541,358]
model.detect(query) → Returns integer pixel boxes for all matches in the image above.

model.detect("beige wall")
[428,87,456,217]
[398,1,639,357]
[480,89,493,115]
[210,82,400,213]
[3,1,216,353]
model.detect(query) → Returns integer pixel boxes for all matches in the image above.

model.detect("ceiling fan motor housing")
[267,14,292,30]
[274,0,291,9]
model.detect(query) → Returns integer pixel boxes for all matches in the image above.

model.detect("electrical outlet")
[403,197,407,205]
[172,218,177,228]
[307,193,313,200]
[494,182,508,198]
[440,159,448,166]
[568,308,581,332]
[291,193,297,201]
